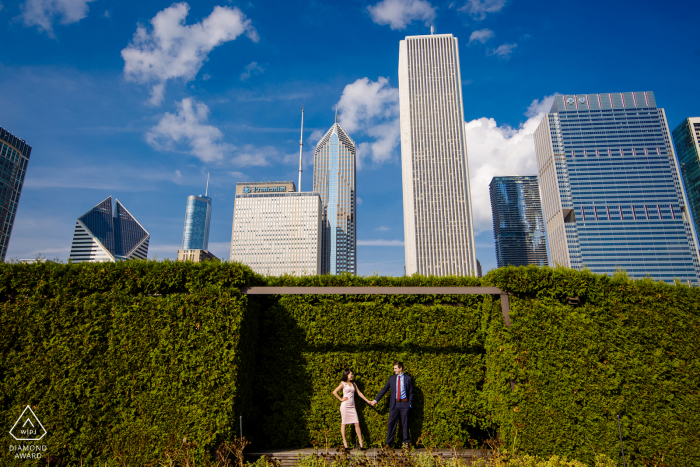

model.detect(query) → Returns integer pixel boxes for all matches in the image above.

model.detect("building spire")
[335,105,338,124]
[205,172,209,197]
[298,106,304,191]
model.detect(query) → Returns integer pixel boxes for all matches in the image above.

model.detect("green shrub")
[252,274,496,449]
[0,261,258,466]
[485,266,700,466]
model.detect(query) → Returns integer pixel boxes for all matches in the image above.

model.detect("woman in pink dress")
[332,369,371,450]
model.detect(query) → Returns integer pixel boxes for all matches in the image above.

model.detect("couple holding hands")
[332,361,414,450]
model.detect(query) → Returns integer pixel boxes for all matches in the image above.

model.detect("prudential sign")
[243,186,286,194]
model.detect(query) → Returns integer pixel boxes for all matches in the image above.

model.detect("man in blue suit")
[370,361,414,447]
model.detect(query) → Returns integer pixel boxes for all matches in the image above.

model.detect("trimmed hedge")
[485,266,700,466]
[253,274,497,448]
[0,261,258,466]
[1,262,699,466]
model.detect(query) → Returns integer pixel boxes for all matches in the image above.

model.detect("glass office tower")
[0,127,31,262]
[489,176,548,267]
[182,195,212,251]
[534,92,700,284]
[672,118,700,240]
[69,196,150,262]
[398,33,477,276]
[313,119,356,275]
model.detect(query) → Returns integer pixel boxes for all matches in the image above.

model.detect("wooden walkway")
[246,448,492,467]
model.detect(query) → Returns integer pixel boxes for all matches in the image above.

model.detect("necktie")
[397,376,401,400]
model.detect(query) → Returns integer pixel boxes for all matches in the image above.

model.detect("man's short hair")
[393,361,403,369]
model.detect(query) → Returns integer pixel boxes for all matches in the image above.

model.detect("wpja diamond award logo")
[8,406,48,459]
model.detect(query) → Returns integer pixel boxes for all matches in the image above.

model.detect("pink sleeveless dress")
[340,382,359,424]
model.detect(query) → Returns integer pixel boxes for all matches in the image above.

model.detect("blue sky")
[2,0,699,275]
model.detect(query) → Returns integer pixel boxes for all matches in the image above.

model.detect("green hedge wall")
[252,274,497,449]
[1,262,699,466]
[484,266,700,467]
[0,261,259,466]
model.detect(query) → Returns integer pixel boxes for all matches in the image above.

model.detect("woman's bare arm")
[332,383,347,401]
[354,383,371,403]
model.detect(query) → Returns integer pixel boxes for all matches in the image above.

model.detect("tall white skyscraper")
[398,33,477,276]
[313,118,357,274]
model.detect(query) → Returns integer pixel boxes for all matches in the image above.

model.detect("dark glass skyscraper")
[182,195,212,251]
[672,118,700,241]
[489,176,548,267]
[0,127,31,261]
[69,196,150,262]
[534,92,700,284]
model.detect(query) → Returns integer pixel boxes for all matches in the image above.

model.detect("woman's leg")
[341,423,348,448]
[354,423,363,448]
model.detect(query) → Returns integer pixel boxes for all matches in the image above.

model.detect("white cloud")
[337,77,399,169]
[367,0,436,30]
[376,226,390,231]
[121,2,258,105]
[488,43,517,59]
[240,61,264,81]
[466,94,557,234]
[146,97,233,163]
[19,0,96,36]
[468,28,493,44]
[233,144,281,167]
[358,239,405,246]
[458,0,506,20]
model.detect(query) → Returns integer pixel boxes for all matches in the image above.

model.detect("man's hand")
[369,401,376,407]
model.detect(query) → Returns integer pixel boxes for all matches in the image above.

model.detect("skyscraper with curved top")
[313,118,356,274]
[69,196,149,262]
[182,194,212,251]
[398,33,478,277]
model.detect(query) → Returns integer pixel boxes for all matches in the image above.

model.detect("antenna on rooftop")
[205,172,209,197]
[431,25,434,35]
[298,106,304,192]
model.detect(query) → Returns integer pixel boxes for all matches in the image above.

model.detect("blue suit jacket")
[374,373,414,410]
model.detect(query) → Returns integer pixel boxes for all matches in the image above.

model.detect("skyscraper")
[398,33,477,276]
[313,118,356,274]
[69,196,150,262]
[182,194,212,251]
[489,176,548,268]
[230,181,321,275]
[534,92,700,284]
[0,127,31,262]
[672,117,700,240]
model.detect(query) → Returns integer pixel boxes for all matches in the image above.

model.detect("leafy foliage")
[484,266,700,466]
[0,261,258,466]
[1,262,699,466]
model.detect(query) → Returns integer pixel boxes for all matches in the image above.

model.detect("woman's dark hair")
[341,369,354,382]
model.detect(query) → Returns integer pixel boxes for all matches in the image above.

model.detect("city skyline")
[3,0,700,276]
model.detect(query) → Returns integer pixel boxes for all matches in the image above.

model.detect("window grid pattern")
[534,92,700,284]
[0,127,31,262]
[230,191,322,276]
[398,34,477,277]
[489,176,549,267]
[313,123,356,275]
[182,195,212,250]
